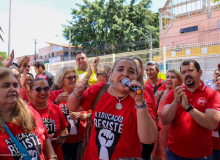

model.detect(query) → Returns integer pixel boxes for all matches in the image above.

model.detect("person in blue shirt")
[205,69,219,88]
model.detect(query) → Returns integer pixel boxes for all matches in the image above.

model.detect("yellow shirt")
[158,72,166,80]
[76,67,97,85]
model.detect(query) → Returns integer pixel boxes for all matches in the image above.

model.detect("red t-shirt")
[164,81,220,158]
[20,88,29,103]
[212,130,220,150]
[80,82,160,160]
[145,85,156,115]
[28,102,68,160]
[144,78,166,96]
[0,106,49,160]
[49,89,86,143]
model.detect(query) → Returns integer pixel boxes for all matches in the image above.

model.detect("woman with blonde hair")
[96,64,111,83]
[0,68,57,160]
[152,69,182,160]
[68,57,159,160]
[48,66,87,160]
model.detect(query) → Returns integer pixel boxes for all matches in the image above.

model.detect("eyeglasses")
[215,73,220,76]
[34,86,50,93]
[76,57,85,62]
[64,75,77,81]
[97,73,107,77]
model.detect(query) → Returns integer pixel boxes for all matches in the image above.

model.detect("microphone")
[121,78,142,95]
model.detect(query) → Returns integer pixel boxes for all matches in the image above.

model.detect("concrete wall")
[160,10,220,48]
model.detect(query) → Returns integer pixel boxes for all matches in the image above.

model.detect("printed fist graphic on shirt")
[98,129,115,160]
[98,129,115,147]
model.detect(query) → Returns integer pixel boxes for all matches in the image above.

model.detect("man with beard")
[161,60,220,160]
[75,52,99,85]
[144,61,166,97]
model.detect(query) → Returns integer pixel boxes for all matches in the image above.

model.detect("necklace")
[111,86,129,110]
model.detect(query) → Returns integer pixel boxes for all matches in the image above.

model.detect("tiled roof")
[46,42,82,48]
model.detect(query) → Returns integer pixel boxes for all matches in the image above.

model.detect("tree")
[211,0,220,7]
[63,0,159,55]
[0,52,8,67]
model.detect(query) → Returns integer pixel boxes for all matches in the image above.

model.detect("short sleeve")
[28,106,49,139]
[164,89,175,106]
[144,90,161,130]
[81,82,106,111]
[48,90,60,104]
[206,90,220,112]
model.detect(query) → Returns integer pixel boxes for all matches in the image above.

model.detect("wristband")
[186,104,194,112]
[135,100,147,109]
[73,88,83,99]
[53,100,57,105]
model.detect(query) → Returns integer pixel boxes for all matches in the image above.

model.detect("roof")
[46,42,82,48]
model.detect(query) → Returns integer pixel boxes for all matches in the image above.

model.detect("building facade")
[38,42,85,62]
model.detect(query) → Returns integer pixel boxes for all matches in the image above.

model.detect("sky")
[0,0,167,58]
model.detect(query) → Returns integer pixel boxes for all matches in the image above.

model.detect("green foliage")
[210,0,220,7]
[0,52,7,67]
[63,0,159,55]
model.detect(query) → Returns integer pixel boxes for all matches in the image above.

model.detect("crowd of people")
[0,50,220,160]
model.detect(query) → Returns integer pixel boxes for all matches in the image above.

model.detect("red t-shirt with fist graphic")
[48,89,86,143]
[81,82,160,160]
[0,106,49,160]
[164,81,220,158]
[28,102,68,160]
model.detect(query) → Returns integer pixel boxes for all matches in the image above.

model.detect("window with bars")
[180,26,198,33]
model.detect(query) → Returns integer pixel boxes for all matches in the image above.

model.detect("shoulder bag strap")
[156,90,165,112]
[74,120,81,142]
[1,120,32,160]
[92,82,111,110]
[153,81,165,94]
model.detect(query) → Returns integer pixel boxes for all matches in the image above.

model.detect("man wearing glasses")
[205,69,220,89]
[75,52,99,85]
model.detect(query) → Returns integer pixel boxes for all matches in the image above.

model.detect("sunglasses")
[64,75,77,81]
[215,73,220,76]
[34,86,50,93]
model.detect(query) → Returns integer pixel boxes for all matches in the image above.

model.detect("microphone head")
[121,78,130,86]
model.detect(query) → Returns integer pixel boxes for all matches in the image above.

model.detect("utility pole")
[31,39,37,62]
[69,26,71,61]
[8,0,11,56]
[149,30,152,61]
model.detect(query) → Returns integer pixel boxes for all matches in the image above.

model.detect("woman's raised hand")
[84,62,92,80]
[20,69,28,88]
[0,50,14,68]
